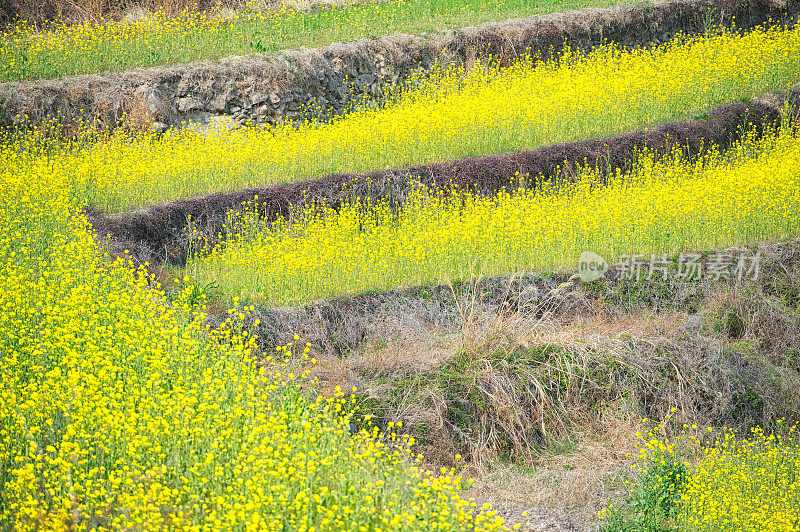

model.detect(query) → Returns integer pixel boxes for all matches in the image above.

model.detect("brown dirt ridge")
[87,87,800,265]
[2,0,800,134]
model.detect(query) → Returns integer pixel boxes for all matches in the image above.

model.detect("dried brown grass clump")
[0,0,236,27]
[292,241,800,481]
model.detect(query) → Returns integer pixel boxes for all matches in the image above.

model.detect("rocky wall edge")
[1,0,798,135]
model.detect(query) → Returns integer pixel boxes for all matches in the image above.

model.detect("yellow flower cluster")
[0,167,504,529]
[0,0,596,82]
[187,125,800,305]
[13,23,799,213]
[677,425,800,531]
[615,418,800,531]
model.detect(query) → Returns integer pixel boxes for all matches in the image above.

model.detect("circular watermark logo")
[577,251,609,282]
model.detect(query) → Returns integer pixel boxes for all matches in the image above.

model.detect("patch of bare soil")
[465,419,641,530]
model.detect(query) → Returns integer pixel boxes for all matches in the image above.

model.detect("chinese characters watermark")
[578,251,760,283]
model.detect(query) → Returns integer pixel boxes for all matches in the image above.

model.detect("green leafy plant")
[602,457,688,530]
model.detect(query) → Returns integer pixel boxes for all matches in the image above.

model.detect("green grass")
[0,0,625,82]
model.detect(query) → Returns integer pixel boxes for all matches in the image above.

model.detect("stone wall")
[1,0,798,133]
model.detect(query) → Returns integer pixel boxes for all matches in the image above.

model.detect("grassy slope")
[0,0,622,82]
[284,237,800,530]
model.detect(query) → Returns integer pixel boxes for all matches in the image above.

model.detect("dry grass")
[465,414,644,530]
[1,0,232,26]
[287,240,800,530]
[323,305,673,529]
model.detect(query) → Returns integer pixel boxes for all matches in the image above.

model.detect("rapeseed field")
[677,426,800,530]
[0,162,505,530]
[603,420,800,531]
[4,6,800,529]
[9,24,800,213]
[186,126,800,305]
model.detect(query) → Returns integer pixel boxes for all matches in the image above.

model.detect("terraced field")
[11,23,800,213]
[1,0,621,82]
[3,0,800,530]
